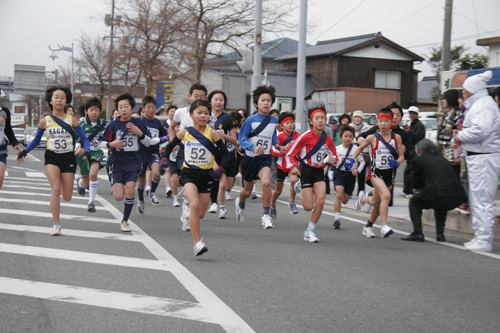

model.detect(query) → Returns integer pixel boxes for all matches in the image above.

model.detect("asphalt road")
[1,147,499,333]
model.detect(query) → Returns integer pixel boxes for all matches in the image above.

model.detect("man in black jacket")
[401,139,466,242]
[0,105,21,190]
[402,106,426,196]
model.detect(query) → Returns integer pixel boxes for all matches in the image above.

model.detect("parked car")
[13,128,26,145]
[39,131,48,148]
[24,127,37,146]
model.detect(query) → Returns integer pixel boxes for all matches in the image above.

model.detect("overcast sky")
[1,0,499,81]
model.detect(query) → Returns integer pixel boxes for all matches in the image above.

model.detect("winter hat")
[408,106,419,114]
[463,70,492,95]
[352,110,364,119]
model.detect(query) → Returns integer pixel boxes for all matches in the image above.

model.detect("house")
[275,32,425,109]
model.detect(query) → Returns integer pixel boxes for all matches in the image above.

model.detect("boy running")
[75,98,108,212]
[286,108,338,243]
[236,85,284,229]
[350,108,404,238]
[270,112,301,217]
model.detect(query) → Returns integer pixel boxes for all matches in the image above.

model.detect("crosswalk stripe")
[2,176,48,182]
[0,243,168,271]
[0,198,96,210]
[1,184,52,191]
[25,172,46,178]
[0,190,89,200]
[0,277,215,324]
[0,208,120,223]
[4,171,7,177]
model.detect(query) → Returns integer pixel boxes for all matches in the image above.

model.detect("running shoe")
[333,219,341,229]
[50,224,61,236]
[355,190,365,211]
[87,201,96,213]
[194,238,208,256]
[137,200,145,214]
[251,191,258,199]
[459,205,471,214]
[76,179,86,196]
[181,200,190,225]
[173,198,180,207]
[293,180,302,194]
[218,208,227,219]
[178,188,185,200]
[303,230,319,243]
[166,187,173,198]
[144,186,151,196]
[225,191,232,201]
[150,193,160,206]
[289,202,299,214]
[235,197,246,222]
[362,226,376,238]
[270,206,277,219]
[181,218,190,232]
[380,225,394,238]
[120,220,131,232]
[208,203,218,213]
[261,214,274,229]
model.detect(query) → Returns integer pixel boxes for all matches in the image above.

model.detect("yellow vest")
[183,126,215,170]
[44,114,74,153]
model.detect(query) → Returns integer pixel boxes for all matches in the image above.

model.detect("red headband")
[310,109,326,120]
[378,113,394,121]
[280,117,294,125]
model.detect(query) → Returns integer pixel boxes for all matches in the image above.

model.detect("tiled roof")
[417,76,439,104]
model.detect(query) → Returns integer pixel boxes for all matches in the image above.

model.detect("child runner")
[17,86,90,236]
[160,105,177,197]
[206,90,237,219]
[270,112,301,217]
[332,126,365,228]
[75,98,108,212]
[350,108,404,238]
[225,111,244,200]
[163,99,229,256]
[100,93,153,232]
[236,85,284,229]
[286,108,338,243]
[136,95,169,212]
[0,105,21,190]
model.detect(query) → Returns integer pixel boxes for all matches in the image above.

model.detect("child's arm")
[211,129,230,176]
[354,154,366,176]
[395,134,405,165]
[352,135,373,159]
[162,129,186,159]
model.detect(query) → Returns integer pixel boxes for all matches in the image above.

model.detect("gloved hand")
[17,149,28,160]
[211,166,225,181]
[344,158,355,171]
[159,158,168,176]
[84,151,91,162]
[389,159,400,168]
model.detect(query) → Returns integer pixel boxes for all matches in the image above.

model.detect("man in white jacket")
[454,70,500,252]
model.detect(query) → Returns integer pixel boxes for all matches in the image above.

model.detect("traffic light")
[236,48,253,74]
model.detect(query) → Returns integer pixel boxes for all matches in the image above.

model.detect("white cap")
[408,106,419,114]
[463,70,492,95]
[352,110,364,119]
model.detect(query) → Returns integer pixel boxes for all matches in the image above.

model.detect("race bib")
[117,130,139,152]
[311,148,327,167]
[226,141,236,152]
[48,133,73,153]
[374,147,394,170]
[148,127,159,139]
[89,138,100,151]
[184,141,211,166]
[169,148,178,162]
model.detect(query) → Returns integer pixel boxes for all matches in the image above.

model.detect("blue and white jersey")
[238,113,279,158]
[139,116,168,152]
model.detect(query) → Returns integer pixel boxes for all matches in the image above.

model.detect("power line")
[405,29,500,49]
[383,0,438,33]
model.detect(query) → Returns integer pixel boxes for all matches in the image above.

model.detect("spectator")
[401,139,466,242]
[455,70,500,252]
[438,90,461,178]
[350,110,372,195]
[402,106,425,197]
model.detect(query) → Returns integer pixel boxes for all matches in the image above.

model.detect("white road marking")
[0,198,93,209]
[0,208,119,223]
[25,172,46,177]
[0,277,215,324]
[10,166,38,171]
[27,154,41,162]
[1,184,52,191]
[98,175,108,181]
[2,176,48,182]
[4,171,7,177]
[0,190,88,200]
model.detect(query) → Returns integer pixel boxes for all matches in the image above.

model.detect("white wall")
[343,45,412,61]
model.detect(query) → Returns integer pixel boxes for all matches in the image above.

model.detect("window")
[375,70,401,89]
[15,106,26,114]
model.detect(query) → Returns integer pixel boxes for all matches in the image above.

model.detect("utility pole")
[295,0,307,133]
[251,0,263,108]
[441,0,453,72]
[106,0,116,120]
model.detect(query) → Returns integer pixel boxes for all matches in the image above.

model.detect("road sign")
[14,64,46,96]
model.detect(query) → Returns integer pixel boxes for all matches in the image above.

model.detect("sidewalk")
[234,175,500,241]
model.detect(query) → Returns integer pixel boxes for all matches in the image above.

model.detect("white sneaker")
[181,218,190,232]
[251,191,258,199]
[355,190,365,211]
[193,238,208,256]
[363,226,376,238]
[464,238,476,247]
[181,201,190,225]
[380,225,394,238]
[225,191,232,201]
[120,221,131,232]
[50,224,61,236]
[208,203,218,213]
[464,239,492,252]
[172,198,180,207]
[294,179,302,194]
[166,187,173,198]
[218,208,227,219]
[137,200,145,214]
[303,230,319,243]
[144,186,151,196]
[235,197,246,222]
[261,214,274,229]
[150,193,160,206]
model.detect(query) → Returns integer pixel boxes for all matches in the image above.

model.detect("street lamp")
[49,43,74,96]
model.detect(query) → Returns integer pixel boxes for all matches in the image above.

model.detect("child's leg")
[123,181,136,221]
[226,176,234,193]
[112,183,125,201]
[239,180,255,204]
[334,185,345,214]
[146,168,152,188]
[258,167,272,211]
[310,181,326,223]
[289,173,298,203]
[0,161,6,190]
[301,187,314,211]
[217,174,227,207]
[164,168,171,189]
[171,173,179,195]
[369,179,391,227]
[185,183,210,245]
[150,162,161,193]
[137,176,146,202]
[88,161,100,203]
[271,180,284,207]
[45,165,63,224]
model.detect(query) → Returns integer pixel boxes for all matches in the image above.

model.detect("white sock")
[184,199,189,205]
[307,221,316,231]
[335,212,340,220]
[89,180,99,203]
[173,195,177,201]
[252,184,256,193]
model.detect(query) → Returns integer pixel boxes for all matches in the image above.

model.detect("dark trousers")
[403,159,413,195]
[409,196,462,234]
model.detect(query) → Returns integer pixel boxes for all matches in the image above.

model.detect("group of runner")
[4,83,407,257]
